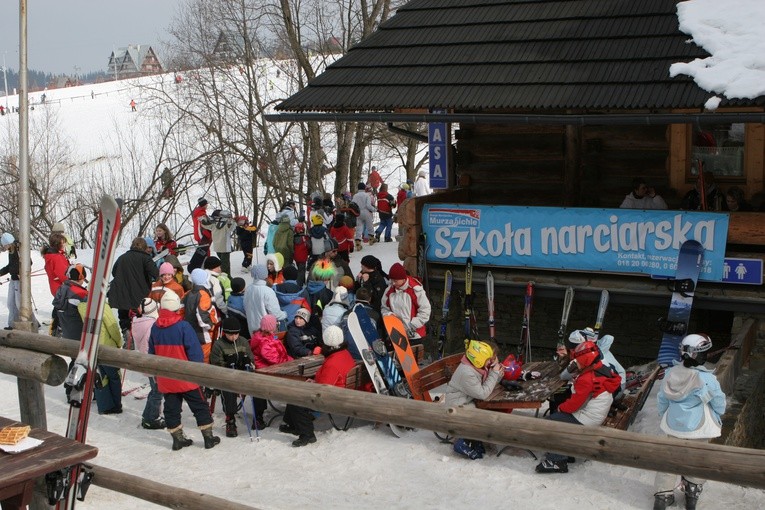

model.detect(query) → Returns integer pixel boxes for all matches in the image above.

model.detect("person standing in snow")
[108,236,159,335]
[131,297,165,430]
[373,183,396,243]
[381,263,431,345]
[0,233,21,329]
[202,209,236,275]
[244,264,287,335]
[352,182,376,250]
[192,197,212,256]
[652,334,725,510]
[368,165,382,193]
[51,222,77,258]
[210,317,253,438]
[413,169,431,197]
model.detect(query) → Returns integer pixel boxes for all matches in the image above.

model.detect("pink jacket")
[249,330,293,369]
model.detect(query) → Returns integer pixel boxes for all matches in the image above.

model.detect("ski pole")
[250,396,261,441]
[240,394,255,442]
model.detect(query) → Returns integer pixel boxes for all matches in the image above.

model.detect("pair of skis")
[47,196,122,509]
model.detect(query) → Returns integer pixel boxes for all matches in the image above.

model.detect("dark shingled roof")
[276,0,764,113]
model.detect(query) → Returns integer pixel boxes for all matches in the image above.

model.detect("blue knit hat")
[251,264,268,281]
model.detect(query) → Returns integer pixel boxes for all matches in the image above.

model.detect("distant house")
[108,45,163,79]
[212,31,258,64]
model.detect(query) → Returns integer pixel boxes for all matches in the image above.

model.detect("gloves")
[404,323,417,338]
[312,346,322,355]
[566,361,579,374]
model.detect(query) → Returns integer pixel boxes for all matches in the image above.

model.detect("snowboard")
[383,315,431,402]
[657,240,704,367]
[346,306,390,396]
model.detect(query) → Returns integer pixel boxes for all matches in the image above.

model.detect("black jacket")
[0,243,20,280]
[107,249,159,310]
[284,321,321,358]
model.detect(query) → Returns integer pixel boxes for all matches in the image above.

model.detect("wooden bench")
[603,365,662,430]
[409,354,462,402]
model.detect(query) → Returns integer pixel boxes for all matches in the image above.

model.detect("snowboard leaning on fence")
[383,315,431,402]
[50,195,122,509]
[657,240,704,367]
[346,306,389,396]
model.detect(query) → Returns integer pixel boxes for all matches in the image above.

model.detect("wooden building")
[268,0,765,358]
[108,45,163,79]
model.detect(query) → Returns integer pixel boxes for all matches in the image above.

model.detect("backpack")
[216,272,232,301]
[341,204,359,227]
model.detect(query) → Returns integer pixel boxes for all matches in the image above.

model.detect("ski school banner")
[421,205,730,281]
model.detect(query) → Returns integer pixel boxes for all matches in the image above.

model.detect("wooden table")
[0,416,98,510]
[256,355,325,380]
[475,360,567,412]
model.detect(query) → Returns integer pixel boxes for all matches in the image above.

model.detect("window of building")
[689,123,745,181]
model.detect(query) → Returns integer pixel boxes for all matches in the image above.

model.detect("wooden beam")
[0,346,68,386]
[2,330,765,489]
[728,212,765,245]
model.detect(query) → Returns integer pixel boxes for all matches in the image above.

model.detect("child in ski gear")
[355,255,388,313]
[202,209,236,275]
[165,254,192,293]
[203,256,228,316]
[132,298,165,430]
[210,317,254,438]
[1,233,21,328]
[42,233,70,297]
[51,222,77,258]
[153,223,178,256]
[536,340,621,474]
[265,253,285,287]
[271,215,295,266]
[77,300,123,414]
[323,238,354,286]
[149,262,187,303]
[284,308,320,358]
[108,236,160,333]
[52,264,88,340]
[281,325,353,447]
[306,259,335,320]
[244,264,286,335]
[445,340,503,460]
[330,213,355,263]
[396,183,409,208]
[226,277,249,337]
[338,275,356,307]
[381,263,431,345]
[374,183,396,242]
[183,268,220,363]
[368,165,382,192]
[273,265,309,325]
[308,213,330,268]
[149,290,220,450]
[652,334,725,510]
[192,197,212,256]
[249,314,292,428]
[235,216,257,270]
[292,222,310,286]
[321,286,351,332]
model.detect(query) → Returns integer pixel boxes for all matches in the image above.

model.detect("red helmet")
[572,341,602,369]
[294,223,306,234]
[502,354,522,381]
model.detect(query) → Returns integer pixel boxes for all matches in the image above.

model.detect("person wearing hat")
[306,259,336,318]
[150,289,220,450]
[244,264,287,336]
[201,209,236,274]
[381,262,432,345]
[108,236,160,335]
[321,237,354,287]
[226,277,249,337]
[131,297,165,430]
[396,183,410,208]
[1,233,22,329]
[414,169,431,197]
[292,222,310,286]
[355,255,388,313]
[373,183,396,243]
[235,216,257,271]
[368,165,382,193]
[203,256,229,316]
[150,262,187,303]
[351,181,376,249]
[280,325,357,447]
[338,275,356,307]
[265,253,285,287]
[192,197,212,256]
[284,307,320,359]
[51,263,88,340]
[51,221,77,258]
[330,210,355,263]
[273,265,309,325]
[249,314,293,428]
[307,212,330,269]
[182,268,220,359]
[210,317,254,438]
[321,286,350,333]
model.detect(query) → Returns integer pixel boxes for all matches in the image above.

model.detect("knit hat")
[311,214,324,226]
[266,253,283,272]
[198,197,208,207]
[400,183,410,191]
[260,314,277,333]
[159,262,174,275]
[282,265,298,282]
[295,308,311,323]
[160,289,181,312]
[0,233,15,247]
[204,256,222,270]
[67,264,87,281]
[221,317,241,334]
[418,169,427,177]
[52,222,65,233]
[311,259,336,281]
[330,286,348,305]
[339,275,354,291]
[231,277,246,294]
[190,268,209,287]
[360,255,380,271]
[140,297,159,319]
[251,264,268,281]
[323,325,345,348]
[358,182,366,190]
[388,263,407,280]
[323,238,338,253]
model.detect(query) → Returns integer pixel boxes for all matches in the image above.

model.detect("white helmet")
[680,333,712,359]
[0,233,15,247]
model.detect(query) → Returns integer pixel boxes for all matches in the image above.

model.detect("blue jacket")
[148,311,203,394]
[657,364,726,439]
[274,280,308,324]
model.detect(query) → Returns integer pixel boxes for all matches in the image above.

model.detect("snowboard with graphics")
[657,240,704,367]
[383,315,431,402]
[346,306,390,395]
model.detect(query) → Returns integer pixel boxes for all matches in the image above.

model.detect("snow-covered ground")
[1,244,763,510]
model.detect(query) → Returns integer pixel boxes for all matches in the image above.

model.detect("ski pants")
[217,252,231,276]
[141,376,164,422]
[6,280,19,328]
[283,404,314,437]
[94,365,122,413]
[542,412,581,463]
[163,387,214,430]
[653,436,707,494]
[375,215,394,241]
[356,212,374,240]
[221,390,239,417]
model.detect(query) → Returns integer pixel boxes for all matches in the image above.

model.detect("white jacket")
[244,280,286,334]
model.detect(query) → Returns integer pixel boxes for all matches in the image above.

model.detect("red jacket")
[330,224,355,253]
[376,191,395,216]
[192,206,211,244]
[250,330,293,369]
[148,310,204,394]
[154,238,178,255]
[396,189,408,208]
[315,349,357,387]
[559,362,622,414]
[293,234,310,264]
[43,248,70,296]
[368,170,382,190]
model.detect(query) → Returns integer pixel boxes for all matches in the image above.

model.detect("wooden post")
[0,346,69,385]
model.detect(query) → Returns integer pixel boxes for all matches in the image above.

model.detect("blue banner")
[428,110,449,189]
[422,205,730,281]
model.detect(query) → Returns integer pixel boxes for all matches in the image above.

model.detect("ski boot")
[373,234,380,243]
[681,477,702,510]
[535,457,568,473]
[292,434,317,447]
[354,239,363,251]
[225,415,238,438]
[169,426,193,451]
[453,438,483,460]
[142,418,166,430]
[653,491,675,510]
[201,424,221,449]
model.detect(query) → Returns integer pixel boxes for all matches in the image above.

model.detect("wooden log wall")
[2,330,765,490]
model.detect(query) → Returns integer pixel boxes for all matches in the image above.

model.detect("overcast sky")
[0,0,181,75]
